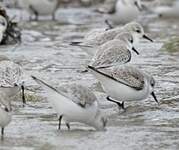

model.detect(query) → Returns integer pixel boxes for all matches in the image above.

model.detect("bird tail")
[31,76,66,97]
[70,42,93,48]
[70,41,82,46]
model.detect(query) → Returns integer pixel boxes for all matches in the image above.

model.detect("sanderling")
[0,7,21,44]
[71,21,153,56]
[0,15,7,43]
[89,32,139,69]
[17,0,59,20]
[0,95,11,140]
[123,22,153,45]
[106,0,143,25]
[154,0,179,18]
[31,76,107,131]
[0,55,26,107]
[87,65,158,110]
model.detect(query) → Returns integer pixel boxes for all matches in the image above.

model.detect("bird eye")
[130,39,133,43]
[150,78,155,87]
[0,22,5,26]
[151,83,154,87]
[136,30,141,33]
[14,83,18,87]
[4,107,9,112]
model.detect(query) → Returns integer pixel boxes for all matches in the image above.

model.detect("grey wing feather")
[91,41,131,68]
[0,61,22,87]
[59,84,97,107]
[101,66,145,90]
[84,29,118,47]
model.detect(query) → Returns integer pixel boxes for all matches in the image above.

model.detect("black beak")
[4,107,9,112]
[132,47,139,55]
[143,34,153,42]
[21,85,26,107]
[134,1,142,11]
[151,91,159,104]
[6,30,21,44]
[104,19,113,30]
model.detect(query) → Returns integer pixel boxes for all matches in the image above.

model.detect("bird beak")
[104,19,113,30]
[6,30,21,44]
[132,47,140,55]
[143,34,153,42]
[134,1,143,11]
[21,84,26,107]
[151,91,159,104]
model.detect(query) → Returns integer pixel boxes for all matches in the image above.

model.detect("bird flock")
[0,0,177,141]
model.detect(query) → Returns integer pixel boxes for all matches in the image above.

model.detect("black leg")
[29,5,39,21]
[58,115,63,130]
[105,19,113,30]
[1,128,4,141]
[29,15,32,21]
[52,12,56,21]
[79,69,88,73]
[21,84,26,107]
[107,96,125,110]
[34,12,39,21]
[66,123,70,130]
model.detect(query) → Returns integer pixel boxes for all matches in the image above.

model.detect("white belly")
[101,77,150,101]
[47,94,98,125]
[0,108,11,128]
[111,1,139,24]
[90,69,150,102]
[0,86,20,99]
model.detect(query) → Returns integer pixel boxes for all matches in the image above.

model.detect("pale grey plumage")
[99,65,145,90]
[90,40,131,69]
[0,61,22,87]
[74,21,145,49]
[82,28,119,47]
[59,84,97,108]
[90,32,134,68]
[0,94,11,112]
[31,76,107,130]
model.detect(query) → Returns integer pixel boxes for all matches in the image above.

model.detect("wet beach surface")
[1,6,179,150]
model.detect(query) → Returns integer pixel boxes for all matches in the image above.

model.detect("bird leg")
[29,5,39,21]
[58,115,63,130]
[104,19,114,30]
[106,96,125,110]
[66,123,70,130]
[1,128,4,141]
[21,83,26,107]
[52,12,56,21]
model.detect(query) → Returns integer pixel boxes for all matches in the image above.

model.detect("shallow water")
[1,7,179,150]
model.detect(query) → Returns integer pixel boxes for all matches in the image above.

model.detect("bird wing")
[32,76,97,108]
[100,66,145,90]
[0,61,22,87]
[59,84,97,108]
[91,41,131,68]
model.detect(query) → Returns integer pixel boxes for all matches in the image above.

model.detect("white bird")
[0,15,7,43]
[87,65,158,109]
[17,0,59,20]
[31,76,107,131]
[71,22,153,56]
[0,95,11,140]
[0,55,25,107]
[154,0,179,18]
[104,0,143,25]
[90,32,139,69]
